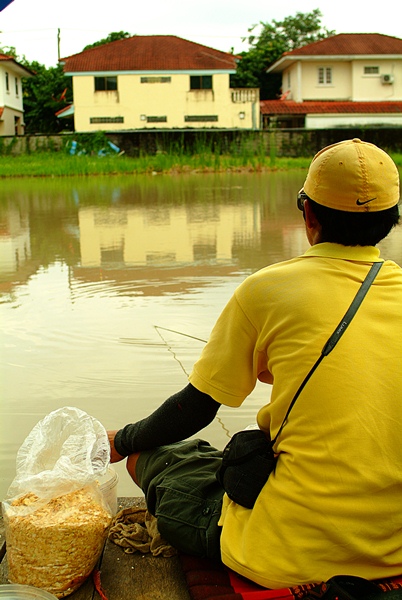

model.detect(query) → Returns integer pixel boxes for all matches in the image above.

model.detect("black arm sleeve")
[114,383,221,456]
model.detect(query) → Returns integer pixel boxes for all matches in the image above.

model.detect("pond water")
[1,171,401,500]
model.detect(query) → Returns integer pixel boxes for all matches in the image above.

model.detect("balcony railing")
[231,88,259,103]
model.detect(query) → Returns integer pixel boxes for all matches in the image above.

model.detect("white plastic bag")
[3,407,113,598]
[6,406,110,501]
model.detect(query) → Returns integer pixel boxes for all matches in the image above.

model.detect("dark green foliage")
[231,9,335,100]
[82,31,132,51]
[0,44,18,58]
[20,61,73,134]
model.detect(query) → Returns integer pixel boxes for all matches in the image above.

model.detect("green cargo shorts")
[135,439,224,561]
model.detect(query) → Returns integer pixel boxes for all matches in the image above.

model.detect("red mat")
[179,555,402,600]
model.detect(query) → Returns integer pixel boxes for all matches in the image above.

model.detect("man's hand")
[107,430,125,463]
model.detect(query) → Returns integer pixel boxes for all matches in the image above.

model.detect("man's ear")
[303,199,322,245]
[303,199,317,228]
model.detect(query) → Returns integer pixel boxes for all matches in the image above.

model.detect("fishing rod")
[154,325,207,344]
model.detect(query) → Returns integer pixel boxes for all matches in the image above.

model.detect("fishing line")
[154,325,230,439]
[154,326,189,377]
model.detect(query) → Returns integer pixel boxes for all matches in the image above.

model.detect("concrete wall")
[2,128,402,157]
[270,128,402,157]
[306,114,402,129]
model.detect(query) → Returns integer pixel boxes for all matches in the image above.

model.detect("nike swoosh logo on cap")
[356,197,376,206]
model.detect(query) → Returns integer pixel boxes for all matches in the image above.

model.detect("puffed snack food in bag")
[2,407,113,598]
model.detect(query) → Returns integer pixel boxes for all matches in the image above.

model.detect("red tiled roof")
[61,35,238,73]
[0,107,4,119]
[260,100,402,115]
[55,104,73,117]
[0,54,35,76]
[284,33,402,57]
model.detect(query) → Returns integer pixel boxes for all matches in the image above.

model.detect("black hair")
[308,199,400,246]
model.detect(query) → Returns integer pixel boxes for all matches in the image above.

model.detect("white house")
[261,33,402,128]
[0,54,34,136]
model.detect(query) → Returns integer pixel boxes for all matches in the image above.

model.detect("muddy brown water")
[1,171,401,499]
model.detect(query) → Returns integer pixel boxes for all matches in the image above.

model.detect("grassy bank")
[1,150,402,178]
[0,152,314,178]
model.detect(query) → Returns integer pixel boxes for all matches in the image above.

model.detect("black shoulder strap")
[272,261,383,446]
[322,261,382,356]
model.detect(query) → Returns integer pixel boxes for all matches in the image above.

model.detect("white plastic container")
[99,466,118,515]
[0,585,58,600]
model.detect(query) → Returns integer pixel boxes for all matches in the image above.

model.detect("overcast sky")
[1,0,401,68]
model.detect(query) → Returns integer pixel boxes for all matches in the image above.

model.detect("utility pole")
[57,28,61,61]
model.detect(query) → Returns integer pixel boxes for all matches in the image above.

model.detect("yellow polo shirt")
[189,243,402,588]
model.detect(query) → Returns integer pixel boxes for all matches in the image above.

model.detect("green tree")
[82,31,132,51]
[0,44,18,58]
[231,9,335,99]
[21,61,73,134]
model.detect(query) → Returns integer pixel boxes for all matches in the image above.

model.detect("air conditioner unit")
[381,74,394,84]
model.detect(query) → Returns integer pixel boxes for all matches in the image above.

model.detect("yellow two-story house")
[60,35,259,132]
[261,33,402,128]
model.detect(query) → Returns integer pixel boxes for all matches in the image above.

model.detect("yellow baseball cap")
[303,138,400,212]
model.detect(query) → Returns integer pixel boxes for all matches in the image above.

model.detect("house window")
[94,76,118,91]
[146,252,176,265]
[318,67,332,85]
[90,116,124,123]
[15,77,19,96]
[190,75,212,90]
[140,77,171,83]
[146,116,167,123]
[184,115,218,122]
[5,72,9,92]
[364,66,379,74]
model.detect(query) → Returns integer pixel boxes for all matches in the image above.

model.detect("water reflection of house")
[78,204,261,268]
[0,207,38,295]
[0,207,31,273]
